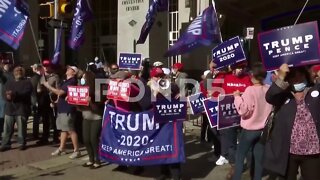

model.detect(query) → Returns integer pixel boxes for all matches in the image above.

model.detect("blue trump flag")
[52,28,62,65]
[69,0,93,50]
[0,0,29,49]
[99,106,185,166]
[137,0,169,44]
[165,3,222,57]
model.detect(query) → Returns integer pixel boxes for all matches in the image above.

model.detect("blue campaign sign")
[258,21,320,71]
[153,98,187,123]
[0,0,29,49]
[203,98,218,128]
[188,93,206,115]
[99,106,185,166]
[217,94,240,130]
[212,36,246,70]
[118,53,142,70]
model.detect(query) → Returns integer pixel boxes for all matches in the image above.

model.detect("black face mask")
[110,69,118,75]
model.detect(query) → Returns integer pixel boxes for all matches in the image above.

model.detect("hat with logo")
[153,61,164,67]
[42,60,52,67]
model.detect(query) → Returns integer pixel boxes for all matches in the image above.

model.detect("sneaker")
[216,156,229,166]
[69,151,81,159]
[51,148,66,156]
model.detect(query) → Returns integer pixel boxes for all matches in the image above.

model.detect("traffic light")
[39,2,54,19]
[59,0,72,14]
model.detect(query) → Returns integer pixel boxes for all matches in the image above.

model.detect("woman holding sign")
[232,63,272,180]
[264,64,320,179]
[78,71,104,169]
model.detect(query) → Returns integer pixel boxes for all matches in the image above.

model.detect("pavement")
[0,115,256,180]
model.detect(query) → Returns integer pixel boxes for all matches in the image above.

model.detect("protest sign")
[258,21,320,71]
[67,86,89,106]
[99,106,185,166]
[118,53,142,70]
[188,93,206,115]
[153,98,187,123]
[203,98,218,128]
[212,36,246,70]
[217,94,240,130]
[107,80,131,102]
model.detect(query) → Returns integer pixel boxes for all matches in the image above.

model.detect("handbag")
[260,106,277,145]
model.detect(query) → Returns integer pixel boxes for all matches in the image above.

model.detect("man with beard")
[0,66,32,151]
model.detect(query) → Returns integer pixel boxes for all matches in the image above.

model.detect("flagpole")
[212,0,223,42]
[28,19,42,63]
[294,0,309,25]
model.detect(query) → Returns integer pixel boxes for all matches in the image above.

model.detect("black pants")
[209,127,221,156]
[285,154,320,180]
[0,118,4,139]
[201,114,214,142]
[160,163,181,180]
[41,106,59,141]
[82,119,102,163]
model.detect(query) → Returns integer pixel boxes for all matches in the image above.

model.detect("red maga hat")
[172,63,183,71]
[312,65,320,73]
[150,67,164,78]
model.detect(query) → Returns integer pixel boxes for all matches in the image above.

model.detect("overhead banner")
[153,99,187,123]
[67,86,89,106]
[212,36,246,70]
[118,53,142,70]
[107,80,131,102]
[217,94,240,130]
[188,93,206,115]
[0,0,29,49]
[258,21,320,71]
[203,98,218,128]
[99,106,185,166]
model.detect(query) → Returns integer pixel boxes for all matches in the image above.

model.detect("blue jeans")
[233,129,264,180]
[220,127,239,164]
[1,115,27,147]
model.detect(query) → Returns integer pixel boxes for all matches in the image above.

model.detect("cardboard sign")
[258,21,320,71]
[67,86,89,106]
[118,53,142,70]
[188,93,206,115]
[100,106,185,166]
[212,36,246,70]
[153,99,187,123]
[203,98,218,128]
[217,94,240,130]
[107,80,131,102]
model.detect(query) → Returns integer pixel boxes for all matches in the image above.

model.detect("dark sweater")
[3,78,33,116]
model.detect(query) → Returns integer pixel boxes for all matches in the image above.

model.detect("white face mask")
[80,78,86,85]
[293,81,307,92]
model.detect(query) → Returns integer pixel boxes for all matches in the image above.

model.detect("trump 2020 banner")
[67,86,89,106]
[153,98,187,123]
[217,94,240,130]
[99,106,185,166]
[118,53,142,70]
[0,0,29,49]
[258,21,320,71]
[203,98,218,128]
[188,93,206,115]
[212,36,246,70]
[107,80,131,102]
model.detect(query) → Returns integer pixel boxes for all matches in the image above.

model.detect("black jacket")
[264,79,320,176]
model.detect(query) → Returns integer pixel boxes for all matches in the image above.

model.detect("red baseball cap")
[312,65,320,72]
[150,67,164,78]
[42,60,52,67]
[172,63,183,71]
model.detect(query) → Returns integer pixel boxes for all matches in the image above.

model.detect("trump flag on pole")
[164,3,222,57]
[69,0,93,50]
[137,0,169,44]
[0,0,29,50]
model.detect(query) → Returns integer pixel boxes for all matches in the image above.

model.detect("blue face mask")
[80,78,86,85]
[293,81,307,92]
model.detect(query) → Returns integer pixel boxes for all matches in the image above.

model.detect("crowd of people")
[0,56,319,180]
